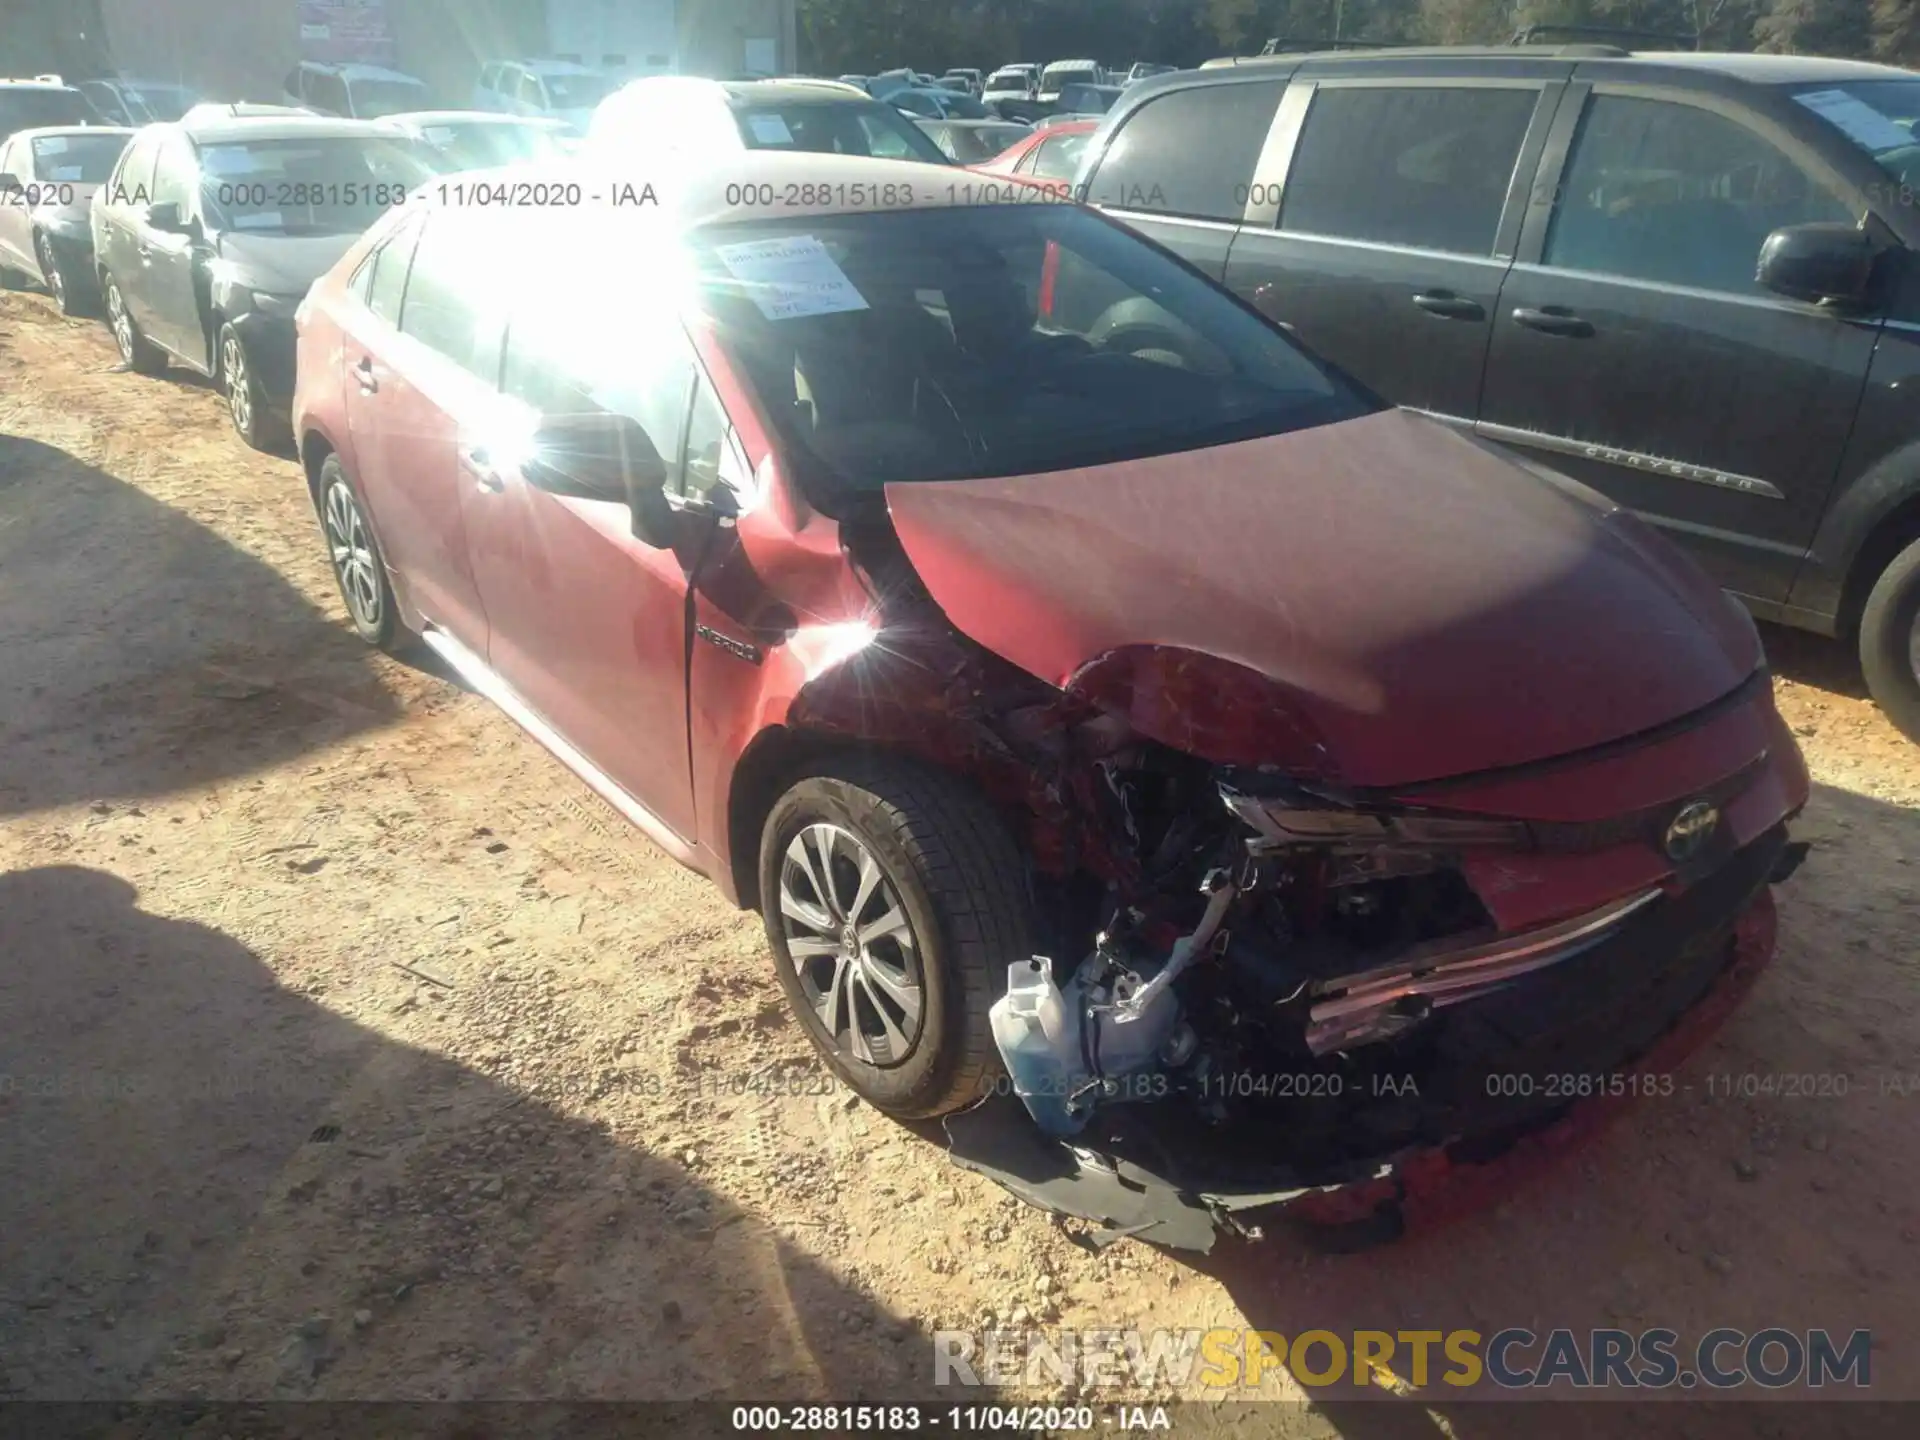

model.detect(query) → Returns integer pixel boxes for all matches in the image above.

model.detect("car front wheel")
[220,321,286,451]
[758,758,1031,1119]
[1859,535,1920,744]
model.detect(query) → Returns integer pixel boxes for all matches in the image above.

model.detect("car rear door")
[1477,78,1881,602]
[95,129,160,296]
[336,208,494,647]
[1078,76,1288,281]
[1220,63,1569,424]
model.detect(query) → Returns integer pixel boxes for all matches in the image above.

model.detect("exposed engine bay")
[793,520,1806,1250]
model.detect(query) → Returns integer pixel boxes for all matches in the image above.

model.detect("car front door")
[338,209,494,646]
[136,133,210,366]
[458,256,710,842]
[1221,69,1568,424]
[1079,77,1287,281]
[1477,82,1881,602]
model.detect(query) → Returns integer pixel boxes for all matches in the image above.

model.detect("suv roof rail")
[1258,37,1416,56]
[1508,23,1700,49]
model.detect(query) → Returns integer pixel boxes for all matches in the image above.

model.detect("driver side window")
[148,136,198,218]
[1544,94,1854,297]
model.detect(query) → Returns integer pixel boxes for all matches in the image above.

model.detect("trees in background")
[798,0,1914,71]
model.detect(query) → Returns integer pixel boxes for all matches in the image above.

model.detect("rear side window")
[1279,85,1537,255]
[365,212,421,321]
[1084,80,1285,221]
[1030,131,1090,181]
[397,213,503,378]
[109,132,162,205]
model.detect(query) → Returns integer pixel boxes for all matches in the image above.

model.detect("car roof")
[179,113,407,144]
[8,124,136,141]
[0,79,80,91]
[1175,45,1918,85]
[387,109,567,128]
[1604,49,1917,83]
[615,77,887,108]
[520,57,603,76]
[299,61,426,84]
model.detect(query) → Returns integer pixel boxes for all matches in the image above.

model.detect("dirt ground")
[2,287,1916,1436]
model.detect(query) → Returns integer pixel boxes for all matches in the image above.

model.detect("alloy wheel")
[322,479,382,631]
[107,282,132,361]
[223,333,251,434]
[778,822,925,1067]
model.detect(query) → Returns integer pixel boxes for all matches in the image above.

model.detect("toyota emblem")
[1664,800,1720,861]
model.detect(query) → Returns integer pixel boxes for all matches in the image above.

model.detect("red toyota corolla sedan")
[292,154,1810,1244]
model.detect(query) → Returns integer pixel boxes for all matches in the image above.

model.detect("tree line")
[798,0,1920,74]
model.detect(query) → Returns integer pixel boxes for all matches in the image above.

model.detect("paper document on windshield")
[716,235,872,320]
[1793,89,1916,154]
[745,113,793,144]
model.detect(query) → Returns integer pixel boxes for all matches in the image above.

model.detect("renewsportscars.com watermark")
[933,1327,1872,1392]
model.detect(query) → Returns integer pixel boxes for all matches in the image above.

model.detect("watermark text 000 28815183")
[933,1326,1874,1393]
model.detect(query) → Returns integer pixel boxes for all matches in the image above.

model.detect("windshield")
[541,72,611,108]
[198,136,435,234]
[1789,80,1920,203]
[692,204,1372,512]
[1042,65,1098,90]
[0,89,94,138]
[985,70,1032,93]
[123,84,193,122]
[30,132,128,182]
[346,78,429,119]
[733,103,950,165]
[937,93,988,119]
[416,121,568,171]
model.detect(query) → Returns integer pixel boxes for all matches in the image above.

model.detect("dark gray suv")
[1075,45,1920,741]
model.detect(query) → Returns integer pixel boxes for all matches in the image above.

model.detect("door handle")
[462,445,505,493]
[1411,290,1485,321]
[352,355,378,394]
[1511,306,1594,338]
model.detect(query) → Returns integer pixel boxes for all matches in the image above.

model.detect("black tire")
[102,273,166,375]
[315,452,410,653]
[1859,535,1920,744]
[218,320,287,451]
[35,233,95,317]
[758,757,1031,1119]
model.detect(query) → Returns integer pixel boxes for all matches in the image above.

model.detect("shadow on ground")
[0,864,943,1431]
[0,434,404,816]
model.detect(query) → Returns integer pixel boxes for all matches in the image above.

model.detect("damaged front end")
[949,688,1808,1252]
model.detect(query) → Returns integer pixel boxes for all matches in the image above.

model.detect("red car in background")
[976,116,1097,197]
[291,154,1809,1246]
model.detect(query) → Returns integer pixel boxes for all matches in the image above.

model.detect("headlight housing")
[1220,786,1530,852]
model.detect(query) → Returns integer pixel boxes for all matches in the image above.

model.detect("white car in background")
[472,59,613,133]
[283,61,430,119]
[1036,59,1102,105]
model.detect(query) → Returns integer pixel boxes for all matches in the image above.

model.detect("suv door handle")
[1411,291,1485,320]
[352,355,378,394]
[1511,306,1594,338]
[462,445,505,493]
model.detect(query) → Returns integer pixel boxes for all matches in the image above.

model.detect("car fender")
[1790,438,1920,632]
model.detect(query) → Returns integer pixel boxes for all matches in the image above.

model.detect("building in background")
[35,0,796,106]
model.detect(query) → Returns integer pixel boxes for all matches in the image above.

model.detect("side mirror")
[522,410,678,548]
[0,174,20,194]
[147,201,186,233]
[1757,223,1877,308]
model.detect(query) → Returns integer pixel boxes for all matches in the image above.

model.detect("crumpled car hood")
[884,409,1761,788]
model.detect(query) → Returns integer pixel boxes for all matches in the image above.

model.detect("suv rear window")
[1279,85,1537,255]
[0,87,94,139]
[688,203,1374,511]
[1084,80,1285,222]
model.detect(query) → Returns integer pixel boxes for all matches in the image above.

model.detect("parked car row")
[273,149,1813,1244]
